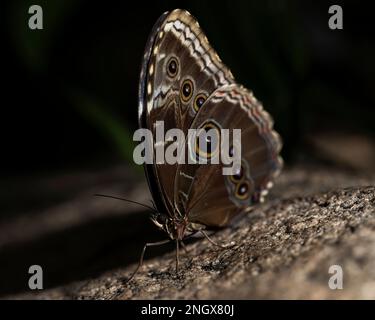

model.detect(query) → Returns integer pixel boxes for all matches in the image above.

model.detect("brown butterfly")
[127,9,282,281]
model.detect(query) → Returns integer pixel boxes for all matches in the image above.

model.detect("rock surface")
[3,164,375,299]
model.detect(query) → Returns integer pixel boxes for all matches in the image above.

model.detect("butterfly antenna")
[94,194,157,213]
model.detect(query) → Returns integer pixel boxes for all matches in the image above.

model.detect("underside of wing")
[138,9,234,215]
[176,84,283,227]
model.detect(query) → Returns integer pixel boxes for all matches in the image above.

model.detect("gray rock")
[5,165,375,299]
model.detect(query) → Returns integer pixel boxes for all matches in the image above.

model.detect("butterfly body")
[138,9,283,243]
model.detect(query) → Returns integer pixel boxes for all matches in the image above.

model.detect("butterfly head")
[150,212,188,240]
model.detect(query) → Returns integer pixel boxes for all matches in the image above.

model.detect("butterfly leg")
[175,239,179,273]
[124,239,170,284]
[200,230,234,249]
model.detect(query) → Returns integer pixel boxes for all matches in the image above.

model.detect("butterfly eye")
[235,181,250,200]
[167,57,178,77]
[180,79,194,102]
[193,93,207,112]
[230,166,244,183]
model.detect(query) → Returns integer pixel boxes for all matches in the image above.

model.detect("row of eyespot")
[167,56,249,200]
[229,165,250,200]
[167,57,207,112]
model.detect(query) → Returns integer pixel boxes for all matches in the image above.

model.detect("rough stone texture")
[3,164,375,299]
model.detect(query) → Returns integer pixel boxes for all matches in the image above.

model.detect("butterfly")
[131,9,282,281]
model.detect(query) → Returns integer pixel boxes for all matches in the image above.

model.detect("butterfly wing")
[175,84,283,227]
[138,9,234,215]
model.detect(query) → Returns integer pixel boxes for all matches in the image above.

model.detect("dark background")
[2,0,374,177]
[0,0,374,296]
